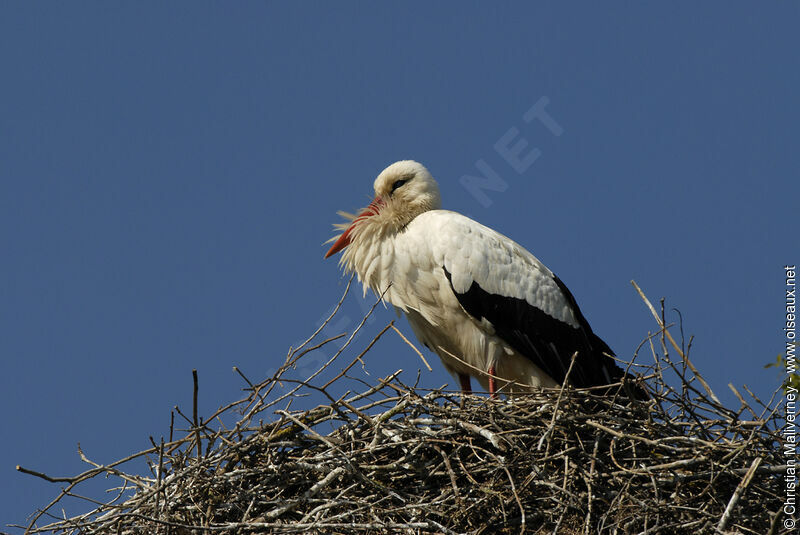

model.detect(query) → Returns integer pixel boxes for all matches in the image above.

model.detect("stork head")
[325,160,441,258]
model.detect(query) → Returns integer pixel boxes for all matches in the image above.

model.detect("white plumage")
[325,160,633,396]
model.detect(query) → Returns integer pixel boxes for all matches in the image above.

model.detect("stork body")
[325,161,629,396]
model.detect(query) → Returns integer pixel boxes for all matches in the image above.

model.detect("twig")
[322,321,394,390]
[716,456,762,532]
[390,323,433,371]
[538,351,578,453]
[631,280,722,405]
[192,369,202,461]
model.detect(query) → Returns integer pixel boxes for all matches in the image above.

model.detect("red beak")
[324,197,383,258]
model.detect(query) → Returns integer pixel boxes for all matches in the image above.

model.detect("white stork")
[325,160,637,397]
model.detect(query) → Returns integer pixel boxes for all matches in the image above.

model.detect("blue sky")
[2,3,798,529]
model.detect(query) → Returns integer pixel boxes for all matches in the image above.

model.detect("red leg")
[459,373,472,394]
[488,365,497,399]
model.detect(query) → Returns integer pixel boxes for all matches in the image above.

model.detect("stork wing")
[435,213,624,389]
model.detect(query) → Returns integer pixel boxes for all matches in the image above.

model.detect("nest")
[14,281,788,534]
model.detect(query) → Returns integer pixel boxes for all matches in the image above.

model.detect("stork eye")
[391,178,409,194]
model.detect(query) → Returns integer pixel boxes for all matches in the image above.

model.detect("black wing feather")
[443,267,625,389]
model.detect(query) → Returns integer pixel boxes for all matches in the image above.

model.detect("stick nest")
[15,282,788,534]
